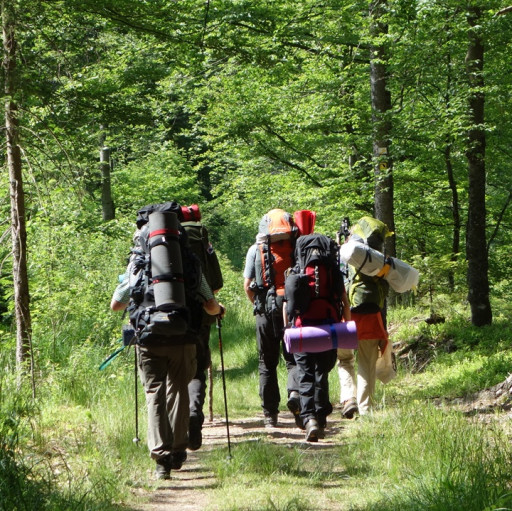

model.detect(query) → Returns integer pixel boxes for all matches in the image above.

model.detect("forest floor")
[126,374,512,511]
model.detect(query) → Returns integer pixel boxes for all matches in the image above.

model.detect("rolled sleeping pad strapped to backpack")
[339,239,419,293]
[284,321,358,354]
[148,211,186,310]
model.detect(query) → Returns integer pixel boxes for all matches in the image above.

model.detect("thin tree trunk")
[99,126,115,221]
[444,140,460,291]
[443,50,461,292]
[3,0,33,386]
[465,7,492,326]
[370,0,395,258]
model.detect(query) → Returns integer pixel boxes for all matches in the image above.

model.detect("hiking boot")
[305,418,319,442]
[188,415,202,451]
[341,398,358,419]
[155,456,171,480]
[170,450,187,470]
[263,413,278,428]
[286,392,305,430]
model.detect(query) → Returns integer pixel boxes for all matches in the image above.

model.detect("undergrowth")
[2,270,512,510]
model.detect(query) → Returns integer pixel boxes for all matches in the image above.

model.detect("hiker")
[243,209,301,428]
[110,202,225,480]
[283,228,351,442]
[180,205,224,451]
[336,216,392,417]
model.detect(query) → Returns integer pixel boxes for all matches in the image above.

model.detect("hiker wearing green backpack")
[110,202,225,480]
[243,209,301,429]
[336,216,392,417]
[180,205,224,451]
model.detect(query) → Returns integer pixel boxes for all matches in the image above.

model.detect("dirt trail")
[129,412,345,511]
[127,376,512,511]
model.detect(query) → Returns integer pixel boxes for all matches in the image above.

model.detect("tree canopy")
[2,0,512,353]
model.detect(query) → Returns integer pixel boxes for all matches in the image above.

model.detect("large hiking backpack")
[283,234,358,353]
[127,202,203,345]
[340,216,418,307]
[180,204,223,294]
[342,216,391,310]
[285,234,344,327]
[254,209,297,313]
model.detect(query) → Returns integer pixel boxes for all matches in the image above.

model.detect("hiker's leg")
[282,338,299,397]
[294,352,316,424]
[356,339,380,415]
[137,345,173,460]
[314,350,337,421]
[256,313,280,415]
[166,343,197,452]
[188,322,211,426]
[337,348,357,403]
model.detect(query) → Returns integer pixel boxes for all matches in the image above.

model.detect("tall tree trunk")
[3,0,33,381]
[99,126,115,221]
[369,0,395,258]
[465,7,492,326]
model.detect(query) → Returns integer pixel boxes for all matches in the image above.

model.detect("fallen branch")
[496,6,512,15]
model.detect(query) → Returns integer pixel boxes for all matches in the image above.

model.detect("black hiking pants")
[256,310,298,416]
[294,349,337,426]
[188,321,213,426]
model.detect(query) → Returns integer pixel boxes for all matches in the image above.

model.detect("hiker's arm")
[242,244,257,304]
[341,289,351,321]
[244,278,256,304]
[110,298,128,311]
[198,273,226,317]
[110,267,130,311]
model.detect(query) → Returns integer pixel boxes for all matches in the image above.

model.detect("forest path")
[128,412,345,511]
[127,374,512,511]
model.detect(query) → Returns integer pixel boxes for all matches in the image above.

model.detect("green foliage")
[26,213,130,367]
[387,308,512,400]
[2,0,512,508]
[0,375,125,510]
[112,145,202,217]
[342,404,512,511]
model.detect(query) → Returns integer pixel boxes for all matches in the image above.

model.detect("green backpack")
[348,270,389,310]
[347,216,392,311]
[181,220,223,294]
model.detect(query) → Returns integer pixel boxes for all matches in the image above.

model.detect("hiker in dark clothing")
[243,209,301,429]
[181,209,224,451]
[283,231,351,442]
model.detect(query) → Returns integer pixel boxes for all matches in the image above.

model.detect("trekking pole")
[208,365,214,422]
[216,315,232,459]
